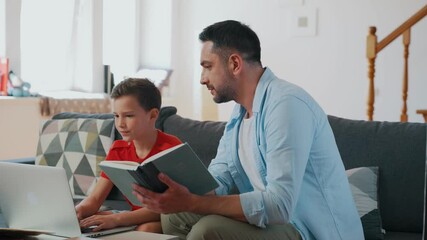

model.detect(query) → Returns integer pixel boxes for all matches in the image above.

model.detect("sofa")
[2,106,426,240]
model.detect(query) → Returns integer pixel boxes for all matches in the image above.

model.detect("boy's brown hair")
[111,78,161,111]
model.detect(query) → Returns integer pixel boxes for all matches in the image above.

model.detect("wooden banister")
[377,5,427,52]
[366,4,427,121]
[366,27,377,121]
[401,29,410,122]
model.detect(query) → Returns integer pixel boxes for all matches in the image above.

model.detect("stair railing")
[366,4,427,121]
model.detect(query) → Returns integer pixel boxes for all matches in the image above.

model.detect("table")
[1,231,179,240]
[1,213,178,240]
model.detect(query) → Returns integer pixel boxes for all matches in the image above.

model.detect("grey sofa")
[159,108,427,240]
[3,106,426,239]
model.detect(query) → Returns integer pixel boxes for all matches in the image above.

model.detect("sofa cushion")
[328,115,426,234]
[162,114,226,167]
[35,118,115,196]
[347,166,383,240]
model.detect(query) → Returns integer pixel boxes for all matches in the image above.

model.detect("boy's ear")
[150,108,159,120]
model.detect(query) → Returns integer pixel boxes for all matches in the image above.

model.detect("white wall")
[156,0,427,122]
[139,0,172,69]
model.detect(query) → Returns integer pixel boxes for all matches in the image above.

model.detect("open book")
[99,142,219,207]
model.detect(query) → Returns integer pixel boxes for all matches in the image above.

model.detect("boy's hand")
[79,212,117,232]
[75,205,84,221]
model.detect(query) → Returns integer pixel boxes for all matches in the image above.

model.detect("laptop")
[0,162,135,238]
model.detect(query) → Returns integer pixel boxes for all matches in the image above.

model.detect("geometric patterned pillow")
[346,166,385,240]
[35,118,114,197]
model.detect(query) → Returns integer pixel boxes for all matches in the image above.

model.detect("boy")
[76,78,182,233]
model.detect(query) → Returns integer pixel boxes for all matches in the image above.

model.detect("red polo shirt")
[100,130,182,210]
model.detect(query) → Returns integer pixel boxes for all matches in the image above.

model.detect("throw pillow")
[35,118,114,197]
[346,166,384,240]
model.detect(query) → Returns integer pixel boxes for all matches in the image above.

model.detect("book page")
[103,161,140,166]
[142,143,185,165]
[99,161,139,171]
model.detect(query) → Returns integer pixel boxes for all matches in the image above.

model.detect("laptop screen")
[0,163,82,237]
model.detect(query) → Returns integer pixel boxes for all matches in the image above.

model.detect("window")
[21,0,104,93]
[16,0,171,94]
[21,0,74,92]
[103,0,139,85]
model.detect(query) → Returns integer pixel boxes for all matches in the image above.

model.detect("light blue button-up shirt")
[208,68,364,240]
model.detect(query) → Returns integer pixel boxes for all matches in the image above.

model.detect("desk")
[2,231,178,240]
[1,213,178,240]
[1,189,177,240]
[65,231,179,240]
[101,231,178,240]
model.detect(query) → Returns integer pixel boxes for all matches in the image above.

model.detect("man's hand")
[132,173,195,214]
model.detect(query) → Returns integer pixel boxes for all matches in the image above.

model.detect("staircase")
[366,4,427,122]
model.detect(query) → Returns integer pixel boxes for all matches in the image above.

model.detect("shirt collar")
[252,67,275,114]
[229,67,275,121]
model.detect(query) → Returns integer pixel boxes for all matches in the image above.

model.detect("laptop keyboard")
[81,226,97,233]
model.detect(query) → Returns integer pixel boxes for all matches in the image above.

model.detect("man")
[133,20,364,240]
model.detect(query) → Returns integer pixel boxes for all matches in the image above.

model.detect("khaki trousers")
[161,212,302,240]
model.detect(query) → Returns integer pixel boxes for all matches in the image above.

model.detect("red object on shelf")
[0,57,9,96]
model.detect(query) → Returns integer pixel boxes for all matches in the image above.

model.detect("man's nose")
[200,73,207,85]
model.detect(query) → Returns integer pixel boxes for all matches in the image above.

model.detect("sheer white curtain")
[21,0,73,92]
[70,0,103,92]
[103,0,139,85]
[20,0,102,93]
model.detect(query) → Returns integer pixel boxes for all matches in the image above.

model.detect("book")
[99,142,219,207]
[0,57,9,96]
[103,65,114,95]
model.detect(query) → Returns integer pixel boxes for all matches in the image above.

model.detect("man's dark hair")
[111,78,161,111]
[199,20,261,65]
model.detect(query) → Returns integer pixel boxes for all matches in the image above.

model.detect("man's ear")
[228,53,243,75]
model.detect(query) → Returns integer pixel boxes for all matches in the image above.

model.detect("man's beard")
[213,72,236,103]
[213,87,234,103]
